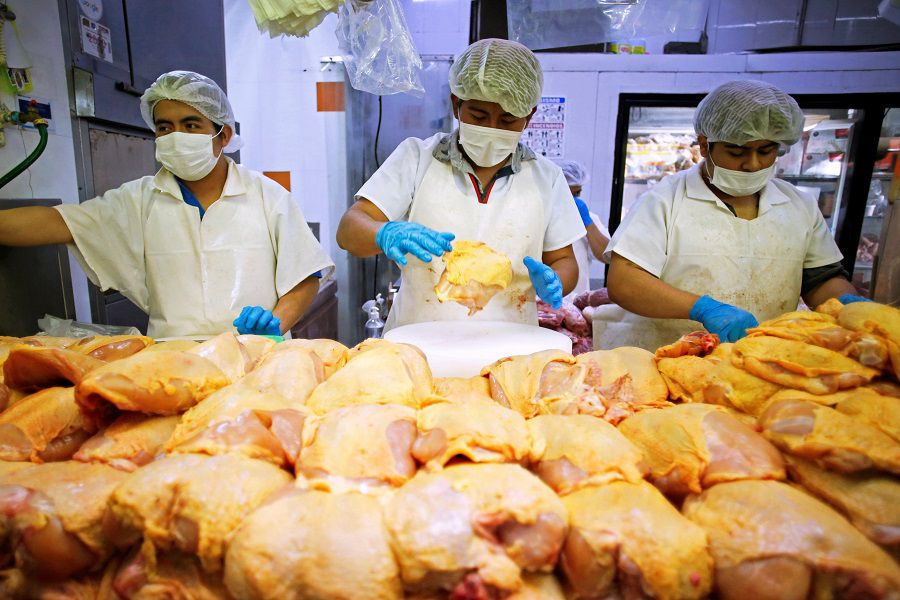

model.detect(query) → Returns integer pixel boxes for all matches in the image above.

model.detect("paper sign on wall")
[522,96,566,158]
[80,16,113,63]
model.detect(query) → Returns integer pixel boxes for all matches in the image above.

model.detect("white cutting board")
[384,320,572,378]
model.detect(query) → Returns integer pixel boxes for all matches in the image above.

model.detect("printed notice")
[522,96,566,158]
[80,16,113,63]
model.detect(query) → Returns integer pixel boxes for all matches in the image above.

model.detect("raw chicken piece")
[141,340,200,353]
[75,350,230,424]
[572,288,610,311]
[0,559,118,600]
[654,331,720,359]
[65,335,155,361]
[0,461,129,580]
[306,340,432,414]
[683,480,900,600]
[167,386,309,467]
[815,296,845,317]
[431,376,494,403]
[188,332,253,382]
[384,463,567,597]
[434,240,513,315]
[113,543,228,600]
[527,415,646,495]
[298,403,417,488]
[224,490,402,600]
[73,413,180,472]
[833,388,900,443]
[0,387,97,463]
[2,346,105,391]
[869,378,900,398]
[508,574,566,600]
[235,334,277,365]
[837,301,900,378]
[561,481,713,600]
[481,350,576,418]
[758,398,900,474]
[413,398,530,470]
[618,404,785,499]
[786,455,900,547]
[656,356,715,404]
[106,453,291,572]
[731,336,878,394]
[237,345,324,403]
[271,338,348,378]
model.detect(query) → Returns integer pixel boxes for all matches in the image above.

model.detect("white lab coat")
[357,133,585,330]
[565,212,608,302]
[599,165,843,351]
[57,158,334,338]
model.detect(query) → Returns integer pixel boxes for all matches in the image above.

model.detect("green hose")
[0,121,49,189]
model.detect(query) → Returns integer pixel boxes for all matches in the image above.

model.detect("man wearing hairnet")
[552,159,610,300]
[0,71,333,338]
[337,39,585,330]
[603,80,861,350]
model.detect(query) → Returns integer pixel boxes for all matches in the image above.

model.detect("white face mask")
[155,128,223,181]
[705,153,775,197]
[458,122,523,168]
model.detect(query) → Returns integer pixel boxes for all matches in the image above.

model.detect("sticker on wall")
[77,0,103,21]
[522,96,566,159]
[80,16,113,63]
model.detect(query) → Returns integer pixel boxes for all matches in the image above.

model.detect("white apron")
[385,158,545,331]
[602,185,804,352]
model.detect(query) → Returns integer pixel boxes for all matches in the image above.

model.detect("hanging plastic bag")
[36,314,142,338]
[336,0,425,97]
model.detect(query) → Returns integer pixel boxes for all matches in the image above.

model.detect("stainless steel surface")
[73,68,95,118]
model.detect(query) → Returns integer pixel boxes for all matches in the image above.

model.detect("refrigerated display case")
[609,93,900,300]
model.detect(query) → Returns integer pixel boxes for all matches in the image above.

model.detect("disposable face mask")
[459,122,523,167]
[155,128,223,181]
[705,153,775,197]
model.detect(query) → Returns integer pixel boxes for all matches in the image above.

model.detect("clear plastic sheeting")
[507,0,710,51]
[36,314,142,338]
[336,0,425,97]
[246,0,342,38]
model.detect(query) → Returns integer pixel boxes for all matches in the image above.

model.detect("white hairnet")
[449,39,543,118]
[140,70,242,153]
[693,80,804,147]
[552,159,588,187]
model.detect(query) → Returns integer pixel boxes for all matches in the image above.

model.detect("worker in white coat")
[553,159,610,301]
[0,71,333,338]
[604,79,864,350]
[336,39,585,331]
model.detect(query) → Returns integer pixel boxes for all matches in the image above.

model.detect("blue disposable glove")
[376,221,455,267]
[689,295,758,343]
[573,196,593,227]
[838,294,872,304]
[234,306,281,336]
[524,256,563,309]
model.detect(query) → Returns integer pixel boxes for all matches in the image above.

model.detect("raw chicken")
[188,333,253,382]
[235,334,277,365]
[434,240,513,315]
[731,335,878,394]
[507,574,566,600]
[384,463,567,597]
[561,481,713,600]
[431,376,494,403]
[758,398,900,474]
[481,350,576,418]
[167,386,310,467]
[654,331,719,359]
[272,338,347,378]
[837,301,900,378]
[141,340,200,353]
[225,490,402,600]
[113,544,228,600]
[306,339,432,414]
[105,453,292,572]
[65,335,155,361]
[815,296,845,317]
[618,404,785,499]
[0,560,118,600]
[683,480,900,600]
[572,288,610,311]
[413,398,530,470]
[833,388,900,443]
[73,413,180,472]
[75,350,230,424]
[298,403,417,488]
[237,345,324,403]
[0,461,128,580]
[527,414,647,495]
[786,455,900,547]
[0,387,97,463]
[3,346,105,392]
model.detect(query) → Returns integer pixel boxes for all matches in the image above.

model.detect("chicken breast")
[188,333,253,383]
[481,350,577,418]
[836,301,900,378]
[527,414,646,496]
[3,346,106,392]
[434,240,513,315]
[112,544,228,600]
[105,453,292,572]
[683,480,900,600]
[73,413,180,472]
[618,404,785,499]
[271,338,348,378]
[65,335,155,361]
[561,481,713,600]
[237,345,324,404]
[0,387,97,463]
[431,376,494,403]
[225,490,402,600]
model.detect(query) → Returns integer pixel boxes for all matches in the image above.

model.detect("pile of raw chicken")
[0,299,898,599]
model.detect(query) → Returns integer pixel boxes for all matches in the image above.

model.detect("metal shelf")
[780,174,840,181]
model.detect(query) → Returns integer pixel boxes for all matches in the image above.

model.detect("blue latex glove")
[838,294,872,304]
[376,221,455,266]
[524,256,563,309]
[573,196,593,227]
[689,295,758,343]
[234,306,281,335]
